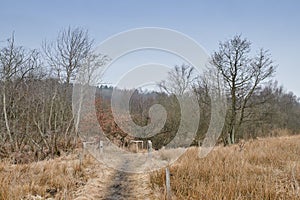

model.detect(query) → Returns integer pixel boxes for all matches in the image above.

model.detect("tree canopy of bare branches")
[158,64,196,96]
[211,35,276,144]
[43,26,93,84]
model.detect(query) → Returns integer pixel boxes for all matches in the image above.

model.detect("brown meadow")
[150,135,300,199]
[0,135,299,199]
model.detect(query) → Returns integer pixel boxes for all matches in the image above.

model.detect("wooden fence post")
[166,167,171,200]
[80,142,87,166]
[99,140,103,154]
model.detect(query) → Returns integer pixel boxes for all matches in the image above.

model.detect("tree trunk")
[228,82,237,145]
[228,127,235,144]
[2,89,13,144]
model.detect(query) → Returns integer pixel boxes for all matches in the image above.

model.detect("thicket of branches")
[0,27,107,163]
[0,29,299,163]
[96,80,300,149]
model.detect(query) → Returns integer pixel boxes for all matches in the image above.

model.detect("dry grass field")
[0,151,95,199]
[0,150,154,200]
[150,135,300,199]
[0,135,299,199]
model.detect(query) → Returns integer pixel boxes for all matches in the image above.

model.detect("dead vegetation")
[150,135,300,199]
[0,151,96,200]
[0,149,154,200]
[0,135,299,199]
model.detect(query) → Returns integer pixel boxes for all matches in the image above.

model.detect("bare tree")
[43,26,93,84]
[158,64,196,95]
[0,36,38,161]
[73,52,110,138]
[0,35,37,143]
[211,35,275,144]
[42,27,95,146]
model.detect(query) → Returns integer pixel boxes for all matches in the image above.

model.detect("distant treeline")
[1,27,300,163]
[96,83,300,149]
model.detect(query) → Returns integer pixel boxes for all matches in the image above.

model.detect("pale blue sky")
[1,0,300,95]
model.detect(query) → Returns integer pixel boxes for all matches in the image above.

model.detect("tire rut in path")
[74,160,154,200]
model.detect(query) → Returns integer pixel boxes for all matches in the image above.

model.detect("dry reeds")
[0,152,95,200]
[150,135,300,199]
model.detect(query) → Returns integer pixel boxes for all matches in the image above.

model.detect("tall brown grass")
[1,135,299,199]
[0,151,95,200]
[150,135,300,199]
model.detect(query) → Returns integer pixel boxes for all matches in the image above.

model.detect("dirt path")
[73,160,155,200]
